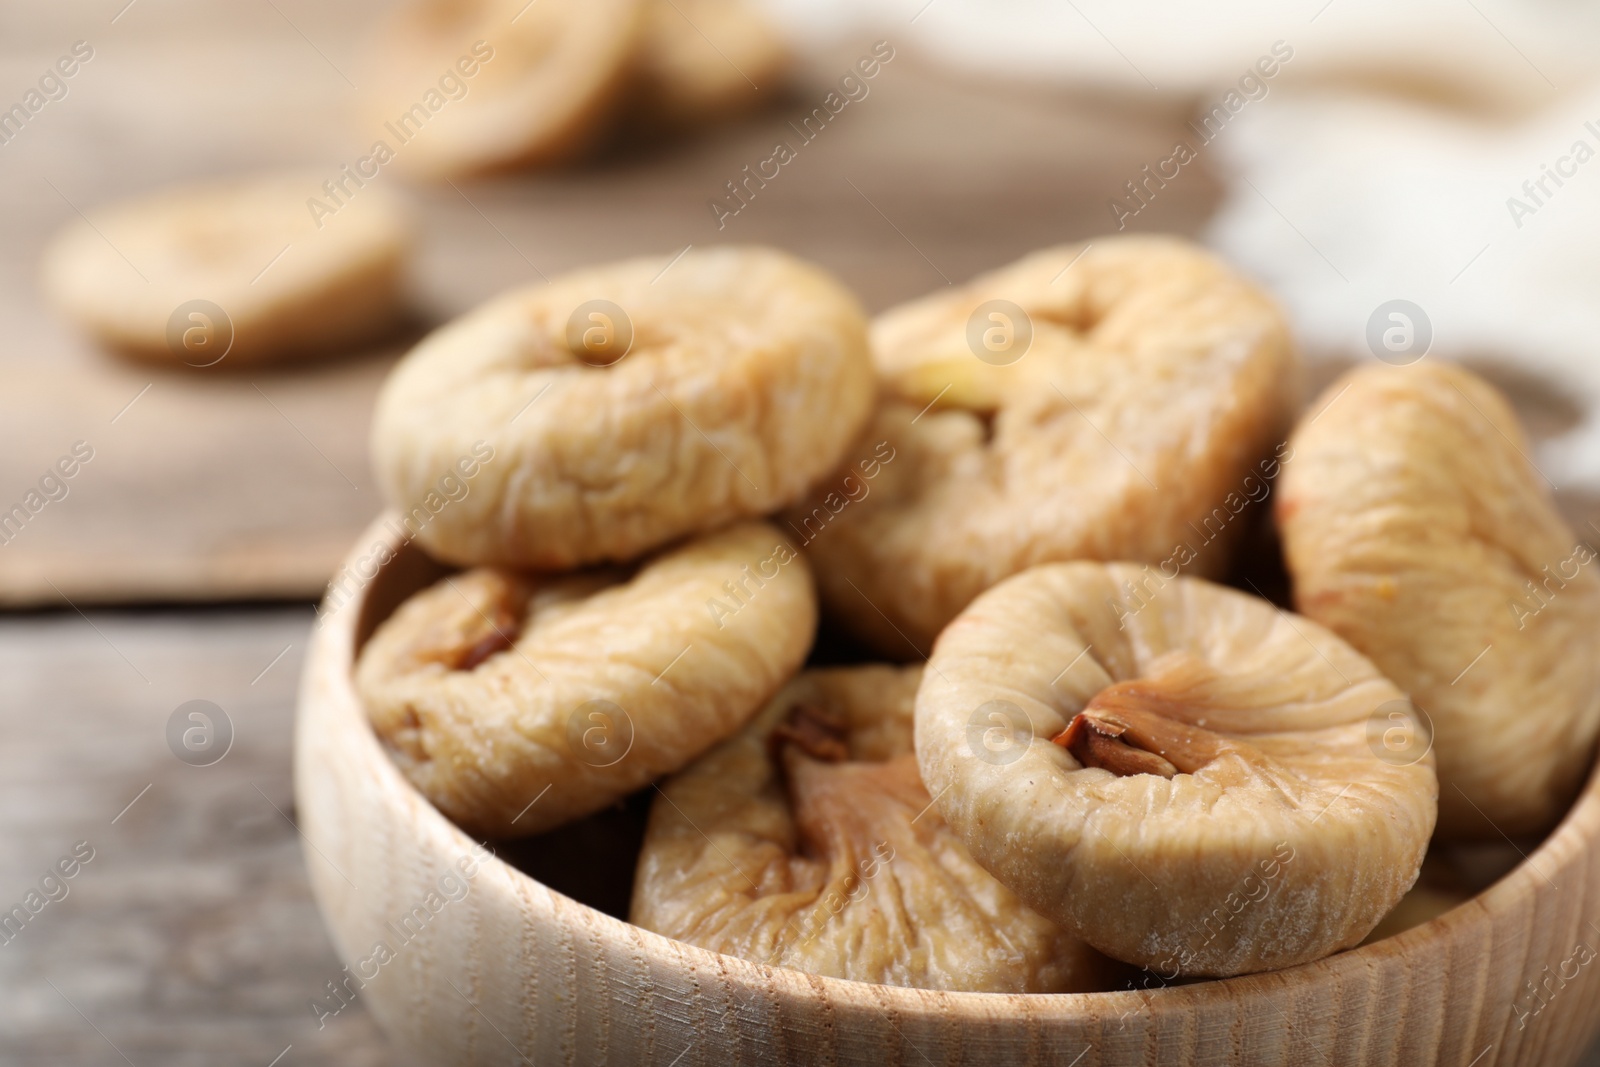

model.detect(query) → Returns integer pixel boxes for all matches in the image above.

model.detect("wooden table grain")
[0,608,394,1064]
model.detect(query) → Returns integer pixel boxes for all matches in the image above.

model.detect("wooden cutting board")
[0,1,1220,606]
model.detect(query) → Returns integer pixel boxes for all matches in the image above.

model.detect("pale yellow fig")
[632,665,1115,992]
[40,172,409,366]
[630,0,790,126]
[371,246,875,570]
[1279,361,1600,839]
[355,521,814,838]
[355,0,644,176]
[791,236,1298,657]
[915,562,1437,977]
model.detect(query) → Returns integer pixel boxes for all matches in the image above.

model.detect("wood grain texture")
[0,607,391,1065]
[0,0,1216,608]
[298,516,1600,1067]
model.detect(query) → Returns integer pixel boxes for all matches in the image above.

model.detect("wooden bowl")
[296,515,1600,1066]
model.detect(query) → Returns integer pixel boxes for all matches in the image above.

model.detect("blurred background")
[3,0,1600,1062]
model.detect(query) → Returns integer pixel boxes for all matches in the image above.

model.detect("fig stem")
[454,600,522,671]
[456,632,508,671]
[1052,676,1232,777]
[1056,713,1179,778]
[770,703,850,765]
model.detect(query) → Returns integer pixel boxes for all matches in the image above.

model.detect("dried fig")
[915,562,1437,977]
[40,172,409,366]
[356,0,643,176]
[355,521,815,838]
[630,0,790,126]
[631,665,1112,992]
[372,246,875,570]
[1279,361,1600,838]
[791,236,1298,656]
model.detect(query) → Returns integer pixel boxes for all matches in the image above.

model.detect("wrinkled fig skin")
[632,666,1114,992]
[1279,362,1600,839]
[373,246,875,570]
[915,563,1438,977]
[793,236,1299,657]
[356,522,815,838]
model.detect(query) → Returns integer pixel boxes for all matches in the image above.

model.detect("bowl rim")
[314,510,1600,1017]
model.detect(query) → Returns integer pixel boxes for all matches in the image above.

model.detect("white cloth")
[757,0,1598,110]
[756,0,1600,484]
[1207,85,1600,488]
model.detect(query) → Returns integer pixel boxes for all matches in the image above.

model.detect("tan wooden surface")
[292,517,1600,1067]
[0,0,1217,608]
[0,607,392,1064]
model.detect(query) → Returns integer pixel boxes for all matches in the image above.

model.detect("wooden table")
[4,2,1599,1063]
[0,608,392,1064]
